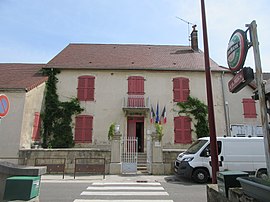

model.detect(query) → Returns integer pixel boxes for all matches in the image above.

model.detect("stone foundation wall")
[18,148,183,175]
[19,149,111,174]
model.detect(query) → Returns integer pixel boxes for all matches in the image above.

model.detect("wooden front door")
[127,117,144,152]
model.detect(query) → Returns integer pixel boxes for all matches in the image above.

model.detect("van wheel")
[192,168,209,183]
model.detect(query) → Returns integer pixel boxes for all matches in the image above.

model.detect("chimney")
[191,25,198,51]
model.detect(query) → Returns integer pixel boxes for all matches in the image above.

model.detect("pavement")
[41,174,170,183]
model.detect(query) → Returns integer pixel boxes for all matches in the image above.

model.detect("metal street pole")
[200,0,219,183]
[248,20,270,177]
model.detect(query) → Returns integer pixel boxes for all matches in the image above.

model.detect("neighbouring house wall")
[55,69,261,150]
[20,83,46,149]
[221,72,261,132]
[0,91,26,157]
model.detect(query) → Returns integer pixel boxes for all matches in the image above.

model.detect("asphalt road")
[39,175,207,202]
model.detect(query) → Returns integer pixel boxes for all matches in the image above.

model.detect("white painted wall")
[56,69,260,149]
[0,83,46,157]
[0,91,26,157]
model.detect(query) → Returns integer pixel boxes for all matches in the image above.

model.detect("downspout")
[221,71,231,136]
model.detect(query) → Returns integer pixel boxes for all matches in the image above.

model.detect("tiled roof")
[47,44,226,72]
[0,63,47,92]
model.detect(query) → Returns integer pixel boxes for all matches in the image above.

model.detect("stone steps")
[137,153,148,174]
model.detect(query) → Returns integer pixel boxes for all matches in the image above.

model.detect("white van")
[174,137,267,183]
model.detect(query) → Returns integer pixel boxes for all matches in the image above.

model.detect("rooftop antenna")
[176,16,194,45]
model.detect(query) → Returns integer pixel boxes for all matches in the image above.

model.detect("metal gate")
[121,137,138,174]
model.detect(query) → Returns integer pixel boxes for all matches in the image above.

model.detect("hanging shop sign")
[227,29,249,72]
[228,67,254,93]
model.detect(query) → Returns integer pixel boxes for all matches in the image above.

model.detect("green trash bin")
[3,176,41,201]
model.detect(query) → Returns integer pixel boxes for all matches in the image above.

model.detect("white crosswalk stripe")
[73,181,174,202]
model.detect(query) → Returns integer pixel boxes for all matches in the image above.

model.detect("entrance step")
[137,153,148,174]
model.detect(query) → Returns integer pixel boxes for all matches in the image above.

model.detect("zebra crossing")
[73,181,174,202]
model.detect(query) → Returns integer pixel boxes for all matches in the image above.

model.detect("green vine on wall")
[177,96,209,139]
[41,69,83,148]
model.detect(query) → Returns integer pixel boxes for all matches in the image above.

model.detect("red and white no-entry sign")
[0,94,10,118]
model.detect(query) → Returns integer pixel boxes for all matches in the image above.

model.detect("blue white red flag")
[150,105,155,123]
[161,106,167,124]
[155,102,160,123]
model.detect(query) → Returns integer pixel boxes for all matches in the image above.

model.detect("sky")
[0,0,270,72]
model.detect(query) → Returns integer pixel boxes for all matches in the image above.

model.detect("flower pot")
[237,176,270,202]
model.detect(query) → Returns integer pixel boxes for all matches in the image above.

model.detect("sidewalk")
[41,174,171,183]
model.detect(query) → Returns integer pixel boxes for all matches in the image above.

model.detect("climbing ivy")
[177,96,209,139]
[41,69,83,148]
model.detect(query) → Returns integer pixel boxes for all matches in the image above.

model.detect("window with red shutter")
[127,76,145,107]
[32,112,41,141]
[77,76,95,101]
[75,115,93,143]
[174,116,192,144]
[242,98,257,118]
[173,77,190,102]
[128,76,144,95]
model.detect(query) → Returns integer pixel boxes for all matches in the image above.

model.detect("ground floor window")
[174,116,192,144]
[75,115,93,143]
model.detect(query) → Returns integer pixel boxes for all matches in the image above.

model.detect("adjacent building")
[0,64,47,157]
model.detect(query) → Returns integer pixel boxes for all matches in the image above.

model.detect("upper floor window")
[128,76,144,95]
[77,76,95,101]
[242,98,257,118]
[173,77,190,102]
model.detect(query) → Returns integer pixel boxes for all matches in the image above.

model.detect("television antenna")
[176,16,194,44]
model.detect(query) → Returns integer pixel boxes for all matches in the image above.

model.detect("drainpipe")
[221,71,231,136]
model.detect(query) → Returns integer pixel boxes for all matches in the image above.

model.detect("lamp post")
[200,0,219,183]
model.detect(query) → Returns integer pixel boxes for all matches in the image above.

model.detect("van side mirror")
[201,148,210,157]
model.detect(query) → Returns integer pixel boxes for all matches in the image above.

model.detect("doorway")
[127,117,144,152]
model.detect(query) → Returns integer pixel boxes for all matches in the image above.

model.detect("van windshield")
[185,140,207,154]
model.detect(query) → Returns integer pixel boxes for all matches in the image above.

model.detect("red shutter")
[84,116,93,142]
[75,116,84,142]
[242,98,257,118]
[75,115,93,143]
[32,112,41,141]
[182,78,190,102]
[86,77,95,101]
[174,116,192,144]
[173,77,190,102]
[173,78,181,102]
[128,76,144,95]
[77,77,86,101]
[77,76,95,101]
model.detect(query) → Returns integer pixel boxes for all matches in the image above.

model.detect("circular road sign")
[0,94,10,117]
[227,29,248,72]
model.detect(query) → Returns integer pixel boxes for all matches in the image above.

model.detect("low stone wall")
[207,184,259,202]
[18,148,183,175]
[163,149,184,174]
[19,148,111,174]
